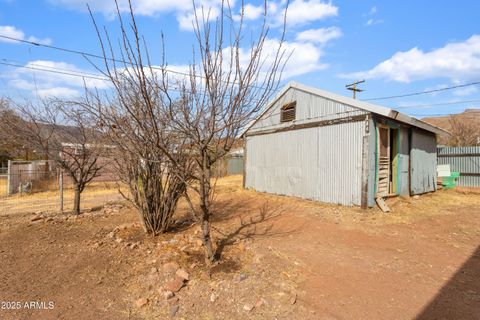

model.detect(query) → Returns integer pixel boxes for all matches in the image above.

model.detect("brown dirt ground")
[0,175,479,319]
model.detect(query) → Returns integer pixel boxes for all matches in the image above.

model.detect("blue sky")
[0,0,479,118]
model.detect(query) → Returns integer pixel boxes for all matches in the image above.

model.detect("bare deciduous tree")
[5,99,104,215]
[169,3,288,261]
[86,0,287,261]
[447,114,480,146]
[80,0,195,235]
[81,90,192,235]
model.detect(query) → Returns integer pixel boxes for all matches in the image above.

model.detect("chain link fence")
[0,163,123,215]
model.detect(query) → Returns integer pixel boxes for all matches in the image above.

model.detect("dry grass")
[0,181,125,215]
[0,177,7,196]
[2,173,479,222]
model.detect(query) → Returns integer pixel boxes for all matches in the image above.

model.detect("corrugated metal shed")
[244,82,445,208]
[246,120,365,205]
[438,146,480,187]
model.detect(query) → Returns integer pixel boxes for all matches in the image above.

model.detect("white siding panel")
[246,120,365,206]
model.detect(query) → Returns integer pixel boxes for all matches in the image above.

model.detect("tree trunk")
[73,184,81,215]
[200,206,215,262]
[199,152,215,262]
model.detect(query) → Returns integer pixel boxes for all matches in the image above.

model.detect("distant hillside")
[422,109,480,145]
[422,109,480,131]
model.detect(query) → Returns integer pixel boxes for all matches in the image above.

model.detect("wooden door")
[377,127,390,197]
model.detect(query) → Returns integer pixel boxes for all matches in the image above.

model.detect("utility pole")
[346,80,365,99]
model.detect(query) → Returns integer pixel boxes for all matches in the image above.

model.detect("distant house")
[242,82,449,208]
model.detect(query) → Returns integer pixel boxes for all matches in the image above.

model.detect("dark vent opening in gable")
[280,102,296,123]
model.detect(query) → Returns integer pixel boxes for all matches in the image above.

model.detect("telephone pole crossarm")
[346,80,365,99]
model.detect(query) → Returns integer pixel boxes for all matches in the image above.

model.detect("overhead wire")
[363,81,480,101]
[0,59,275,107]
[395,99,480,109]
[0,34,282,93]
[2,34,480,113]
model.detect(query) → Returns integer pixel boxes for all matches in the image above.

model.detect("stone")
[290,293,297,305]
[163,290,175,300]
[45,217,54,222]
[106,231,115,239]
[236,273,247,282]
[116,223,135,231]
[150,267,158,274]
[255,298,267,308]
[135,298,148,308]
[195,239,203,247]
[115,238,123,244]
[31,215,43,222]
[243,304,254,311]
[169,305,179,317]
[210,293,218,302]
[175,268,189,281]
[164,276,185,292]
[413,195,420,200]
[92,242,103,249]
[89,205,103,212]
[163,262,180,273]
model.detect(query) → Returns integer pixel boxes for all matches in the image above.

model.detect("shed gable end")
[249,87,365,133]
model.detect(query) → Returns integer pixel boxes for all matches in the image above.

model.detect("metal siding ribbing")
[250,88,366,133]
[410,130,437,194]
[367,118,376,207]
[245,120,365,206]
[438,146,480,187]
[399,128,410,196]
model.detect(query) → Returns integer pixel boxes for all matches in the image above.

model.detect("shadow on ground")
[213,200,301,259]
[415,245,480,319]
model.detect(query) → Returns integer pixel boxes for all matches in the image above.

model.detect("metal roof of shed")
[244,81,450,137]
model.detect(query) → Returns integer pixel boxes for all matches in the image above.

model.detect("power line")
[3,34,480,108]
[395,99,480,109]
[0,60,273,105]
[0,34,281,93]
[2,57,128,80]
[5,59,479,119]
[409,111,480,117]
[0,61,108,81]
[363,81,480,101]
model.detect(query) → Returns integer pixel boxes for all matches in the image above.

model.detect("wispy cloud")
[365,18,383,26]
[340,35,480,83]
[0,25,52,45]
[295,26,342,45]
[6,60,110,98]
[364,5,383,26]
